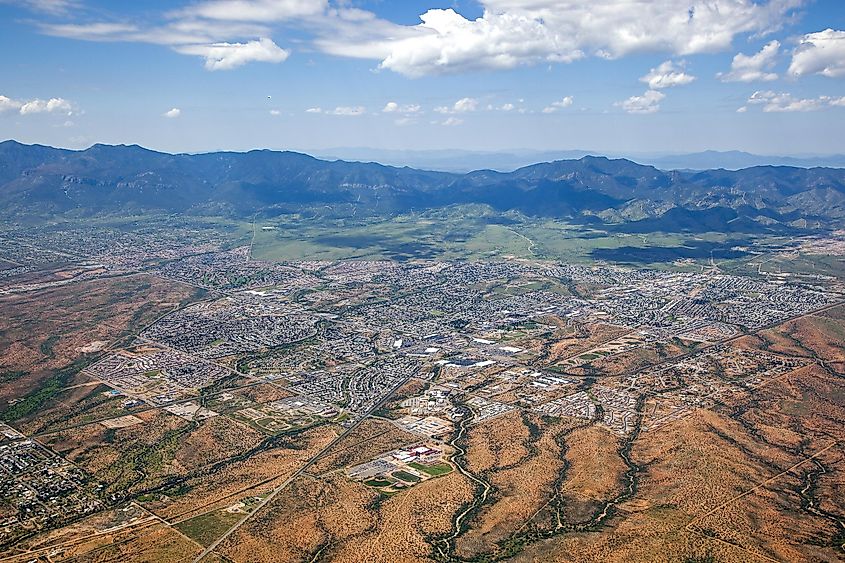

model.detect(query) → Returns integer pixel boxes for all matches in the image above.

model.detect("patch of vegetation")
[1,359,86,422]
[392,470,421,483]
[38,335,60,360]
[408,462,453,477]
[175,510,243,546]
[364,478,393,487]
[0,370,28,383]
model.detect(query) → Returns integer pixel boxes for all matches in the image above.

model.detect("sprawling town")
[1,226,844,562]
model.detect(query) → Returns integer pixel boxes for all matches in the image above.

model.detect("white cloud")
[163,108,182,118]
[329,106,366,116]
[175,38,289,70]
[38,15,288,71]
[30,0,74,11]
[1,95,77,116]
[441,117,464,126]
[39,20,290,74]
[788,29,845,78]
[30,0,805,79]
[269,109,281,116]
[1,0,78,14]
[736,106,748,113]
[640,60,696,89]
[499,103,515,111]
[0,96,22,113]
[616,90,665,114]
[41,21,219,45]
[453,97,478,112]
[305,107,322,113]
[19,97,73,115]
[746,90,845,112]
[748,91,820,112]
[382,102,421,114]
[435,97,478,114]
[317,1,802,77]
[542,96,574,113]
[175,0,328,22]
[719,40,780,82]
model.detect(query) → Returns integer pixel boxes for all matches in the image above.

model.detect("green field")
[364,478,393,487]
[174,509,244,546]
[32,206,801,272]
[408,462,453,477]
[242,204,774,267]
[392,470,421,483]
[248,205,537,261]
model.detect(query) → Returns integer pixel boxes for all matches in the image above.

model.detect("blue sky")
[1,0,844,156]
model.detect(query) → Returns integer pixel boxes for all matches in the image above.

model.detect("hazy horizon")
[4,138,845,160]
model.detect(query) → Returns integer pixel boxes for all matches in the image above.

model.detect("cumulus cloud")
[0,96,22,113]
[746,90,845,112]
[382,102,421,114]
[31,0,804,77]
[1,95,75,116]
[163,108,182,118]
[616,90,665,114]
[19,98,73,115]
[305,107,322,113]
[441,117,464,126]
[435,97,478,114]
[174,37,288,70]
[719,40,780,82]
[640,60,696,89]
[269,109,281,116]
[788,29,845,78]
[317,1,802,77]
[542,96,574,113]
[748,91,819,111]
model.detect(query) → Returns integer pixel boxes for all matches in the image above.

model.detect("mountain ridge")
[311,146,845,173]
[2,139,845,234]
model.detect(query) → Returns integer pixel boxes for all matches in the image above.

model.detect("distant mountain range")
[2,140,845,234]
[313,148,595,173]
[645,150,845,172]
[314,147,845,173]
